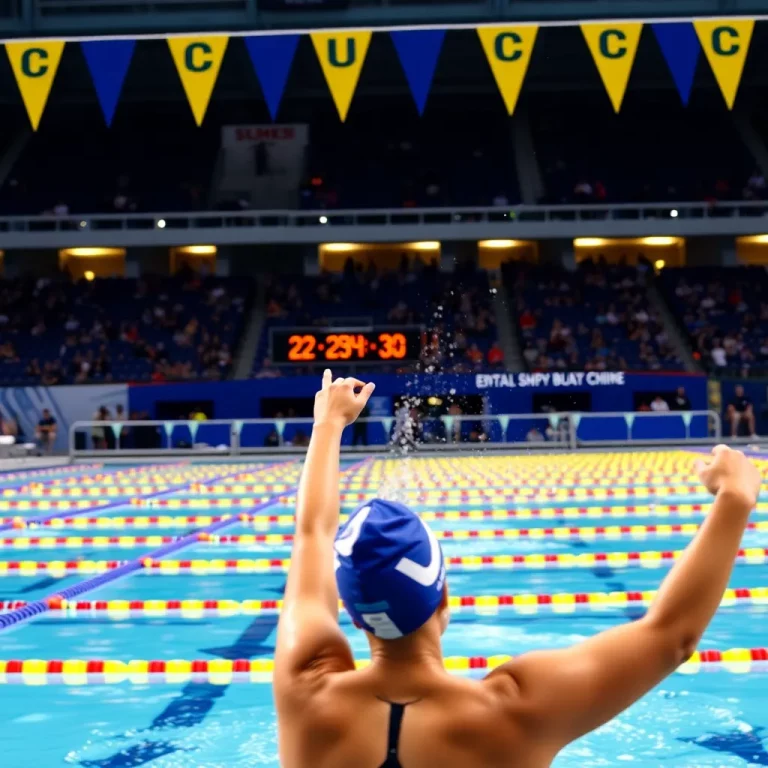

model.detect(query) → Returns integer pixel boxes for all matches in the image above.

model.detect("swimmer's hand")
[695,444,761,509]
[314,369,376,429]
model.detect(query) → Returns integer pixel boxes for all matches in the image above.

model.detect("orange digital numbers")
[378,332,407,360]
[287,334,317,361]
[282,330,413,363]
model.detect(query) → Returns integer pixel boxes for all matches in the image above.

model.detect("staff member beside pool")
[274,369,762,768]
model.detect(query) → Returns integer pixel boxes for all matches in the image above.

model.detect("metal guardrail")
[69,410,722,458]
[5,200,768,233]
[4,201,765,248]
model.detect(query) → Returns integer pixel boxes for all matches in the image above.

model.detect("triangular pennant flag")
[112,422,123,438]
[275,419,286,436]
[681,412,693,429]
[5,41,65,130]
[499,415,511,434]
[694,19,753,109]
[311,31,372,121]
[625,413,636,431]
[80,39,135,126]
[168,35,229,126]
[581,22,643,112]
[187,421,200,441]
[244,34,299,121]
[390,29,445,115]
[652,23,699,106]
[477,25,538,115]
[381,417,394,435]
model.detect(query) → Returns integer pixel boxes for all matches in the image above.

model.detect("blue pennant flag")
[244,34,299,121]
[652,22,700,106]
[390,29,445,115]
[80,39,136,126]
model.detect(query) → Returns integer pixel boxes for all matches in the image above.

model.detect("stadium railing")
[68,410,722,458]
[3,201,763,248]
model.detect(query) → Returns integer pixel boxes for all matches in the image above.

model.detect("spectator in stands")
[711,339,727,368]
[526,427,545,442]
[35,409,57,454]
[487,342,504,369]
[465,343,484,368]
[671,387,691,411]
[727,385,757,437]
[650,395,670,412]
[254,358,281,379]
[91,406,110,450]
[519,306,537,333]
[264,429,281,448]
[291,431,310,448]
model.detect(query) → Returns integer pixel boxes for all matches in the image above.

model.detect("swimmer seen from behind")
[274,369,762,767]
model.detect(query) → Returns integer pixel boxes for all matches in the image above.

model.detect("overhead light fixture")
[573,238,607,247]
[319,216,328,225]
[411,241,440,251]
[178,245,216,255]
[60,248,126,258]
[741,235,768,244]
[641,237,679,246]
[670,209,679,218]
[654,259,666,270]
[322,243,357,252]
[84,270,95,281]
[479,239,520,249]
[157,219,166,229]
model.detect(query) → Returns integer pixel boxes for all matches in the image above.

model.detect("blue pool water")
[1,452,767,767]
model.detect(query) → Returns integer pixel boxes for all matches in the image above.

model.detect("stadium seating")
[505,261,683,372]
[660,266,768,376]
[533,95,756,205]
[0,273,249,385]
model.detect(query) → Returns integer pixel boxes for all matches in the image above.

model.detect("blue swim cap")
[335,499,446,640]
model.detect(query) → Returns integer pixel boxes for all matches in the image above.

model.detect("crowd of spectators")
[508,259,682,373]
[661,266,768,377]
[0,267,248,386]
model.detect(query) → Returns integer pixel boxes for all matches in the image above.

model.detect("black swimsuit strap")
[380,701,411,768]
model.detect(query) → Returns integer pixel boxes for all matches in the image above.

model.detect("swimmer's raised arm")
[275,371,375,691]
[491,445,761,750]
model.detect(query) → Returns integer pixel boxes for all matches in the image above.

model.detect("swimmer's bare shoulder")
[288,666,554,768]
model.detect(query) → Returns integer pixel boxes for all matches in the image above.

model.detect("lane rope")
[6,586,765,618]
[5,519,768,550]
[1,649,766,685]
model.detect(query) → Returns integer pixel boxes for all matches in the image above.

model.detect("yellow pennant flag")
[581,22,643,112]
[6,41,65,130]
[168,35,228,126]
[311,31,372,121]
[694,19,753,109]
[477,25,538,115]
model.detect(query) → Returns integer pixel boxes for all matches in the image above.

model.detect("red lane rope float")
[6,586,765,618]
[4,548,768,577]
[1,649,767,684]
[6,519,768,550]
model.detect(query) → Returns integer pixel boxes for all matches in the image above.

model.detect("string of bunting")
[3,17,756,130]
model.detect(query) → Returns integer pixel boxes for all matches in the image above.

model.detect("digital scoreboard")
[271,328,422,364]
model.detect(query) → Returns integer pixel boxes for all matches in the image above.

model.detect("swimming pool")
[1,451,767,767]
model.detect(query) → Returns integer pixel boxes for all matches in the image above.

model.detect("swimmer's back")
[277,665,553,768]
